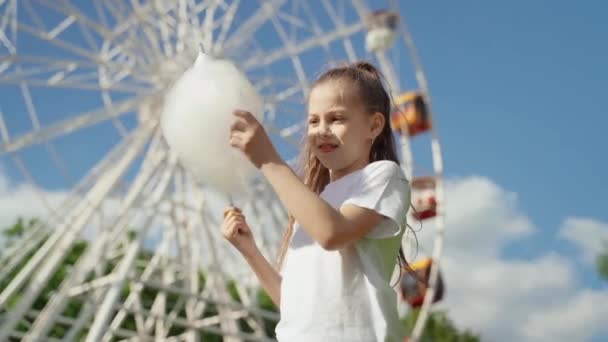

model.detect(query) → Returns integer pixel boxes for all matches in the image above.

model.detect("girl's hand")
[221,207,257,255]
[229,110,281,169]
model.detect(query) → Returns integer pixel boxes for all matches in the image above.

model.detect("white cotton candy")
[161,51,264,196]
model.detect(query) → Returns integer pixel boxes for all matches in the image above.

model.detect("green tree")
[1,217,39,246]
[401,309,481,342]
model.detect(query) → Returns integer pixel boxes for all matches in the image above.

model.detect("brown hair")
[275,61,414,285]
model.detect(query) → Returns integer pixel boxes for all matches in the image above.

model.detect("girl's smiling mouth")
[318,143,339,153]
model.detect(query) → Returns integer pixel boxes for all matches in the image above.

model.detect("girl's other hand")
[221,206,257,255]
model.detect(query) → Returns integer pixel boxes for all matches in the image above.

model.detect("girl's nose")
[319,121,332,136]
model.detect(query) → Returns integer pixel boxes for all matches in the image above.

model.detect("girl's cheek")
[331,125,345,138]
[306,130,315,141]
[307,126,320,138]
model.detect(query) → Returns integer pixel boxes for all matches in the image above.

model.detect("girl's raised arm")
[260,160,383,250]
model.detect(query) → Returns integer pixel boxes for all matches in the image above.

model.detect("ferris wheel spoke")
[0,31,14,55]
[242,20,364,71]
[375,51,401,95]
[213,0,240,53]
[16,1,168,74]
[99,90,128,137]
[0,54,149,92]
[264,121,301,149]
[320,0,357,61]
[266,83,301,104]
[277,4,308,34]
[103,1,203,72]
[293,0,338,51]
[242,0,358,93]
[36,0,105,49]
[100,0,131,25]
[16,21,103,61]
[190,0,218,53]
[115,0,211,61]
[0,0,17,53]
[0,74,150,93]
[91,0,109,28]
[138,1,186,60]
[20,0,128,57]
[298,0,342,61]
[111,0,173,38]
[268,14,310,96]
[18,80,75,183]
[20,0,44,30]
[221,0,286,55]
[0,95,148,155]
[0,54,102,72]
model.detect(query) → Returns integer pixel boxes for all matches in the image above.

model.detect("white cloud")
[523,289,608,341]
[0,167,126,247]
[0,170,67,237]
[407,175,608,342]
[559,217,608,263]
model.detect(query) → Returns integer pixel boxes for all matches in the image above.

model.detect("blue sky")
[1,1,607,340]
[404,1,607,256]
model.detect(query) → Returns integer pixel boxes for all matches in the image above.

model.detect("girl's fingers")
[229,135,242,148]
[233,110,257,125]
[222,207,249,240]
[224,214,246,233]
[229,116,249,132]
[224,209,244,221]
[223,207,242,217]
[225,214,242,228]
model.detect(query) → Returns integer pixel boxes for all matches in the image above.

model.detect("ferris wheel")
[0,1,446,341]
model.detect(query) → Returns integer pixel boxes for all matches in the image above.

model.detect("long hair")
[275,61,415,285]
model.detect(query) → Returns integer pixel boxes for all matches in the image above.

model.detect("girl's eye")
[308,118,318,124]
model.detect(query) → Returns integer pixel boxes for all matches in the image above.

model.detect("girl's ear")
[370,112,385,139]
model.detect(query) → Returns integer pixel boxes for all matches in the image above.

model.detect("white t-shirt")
[275,160,411,342]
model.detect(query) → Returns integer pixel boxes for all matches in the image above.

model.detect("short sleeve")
[342,161,411,239]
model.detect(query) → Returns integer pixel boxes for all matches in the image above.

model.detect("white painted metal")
[25,123,167,341]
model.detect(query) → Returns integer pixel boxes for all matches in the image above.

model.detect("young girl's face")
[307,80,378,179]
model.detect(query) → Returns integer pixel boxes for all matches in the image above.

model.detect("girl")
[222,61,411,342]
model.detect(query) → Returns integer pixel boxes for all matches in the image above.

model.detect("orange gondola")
[400,258,445,308]
[391,92,431,137]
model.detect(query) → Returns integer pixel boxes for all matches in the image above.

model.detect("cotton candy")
[161,51,264,195]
